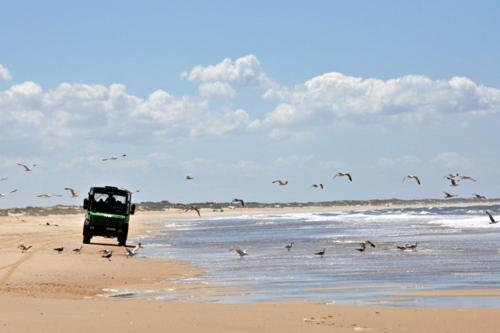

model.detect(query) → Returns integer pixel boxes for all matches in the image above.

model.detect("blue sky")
[1,1,500,207]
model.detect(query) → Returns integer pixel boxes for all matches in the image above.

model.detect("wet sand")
[1,206,500,332]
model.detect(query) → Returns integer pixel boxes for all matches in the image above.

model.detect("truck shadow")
[86,241,135,248]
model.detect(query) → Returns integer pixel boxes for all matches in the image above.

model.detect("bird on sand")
[185,175,194,180]
[312,183,324,189]
[64,187,79,198]
[102,154,127,162]
[314,248,326,256]
[0,189,17,198]
[125,243,142,257]
[443,192,457,199]
[403,175,421,185]
[232,198,245,207]
[53,247,64,254]
[356,241,376,252]
[102,249,113,261]
[285,242,294,251]
[486,211,497,224]
[73,246,83,254]
[18,244,32,252]
[333,172,352,182]
[37,194,62,198]
[460,175,476,182]
[17,163,37,171]
[233,247,248,257]
[272,179,288,186]
[473,194,486,199]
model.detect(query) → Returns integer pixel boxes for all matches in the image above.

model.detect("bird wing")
[366,240,376,248]
[486,211,496,224]
[347,174,352,181]
[415,177,421,185]
[17,163,29,171]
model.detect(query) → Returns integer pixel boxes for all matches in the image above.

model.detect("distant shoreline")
[1,197,499,216]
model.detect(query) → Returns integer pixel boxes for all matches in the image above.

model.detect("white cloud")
[0,64,12,81]
[198,81,236,99]
[431,152,473,170]
[182,54,271,88]
[262,72,500,126]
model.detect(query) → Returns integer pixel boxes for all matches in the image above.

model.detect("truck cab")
[82,186,136,246]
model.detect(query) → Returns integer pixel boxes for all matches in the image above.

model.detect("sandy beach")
[1,205,500,332]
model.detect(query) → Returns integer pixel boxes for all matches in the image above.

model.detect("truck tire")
[83,226,92,244]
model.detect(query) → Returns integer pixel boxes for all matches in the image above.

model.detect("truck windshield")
[91,192,128,215]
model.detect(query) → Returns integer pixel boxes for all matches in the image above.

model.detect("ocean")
[132,204,500,307]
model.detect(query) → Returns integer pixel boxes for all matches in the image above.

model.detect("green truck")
[82,186,136,246]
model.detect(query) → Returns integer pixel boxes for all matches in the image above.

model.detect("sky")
[1,1,500,208]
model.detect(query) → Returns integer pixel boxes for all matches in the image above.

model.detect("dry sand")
[1,205,500,332]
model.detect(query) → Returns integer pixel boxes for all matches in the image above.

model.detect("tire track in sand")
[0,241,51,287]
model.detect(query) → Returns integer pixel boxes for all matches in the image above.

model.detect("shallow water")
[136,204,500,307]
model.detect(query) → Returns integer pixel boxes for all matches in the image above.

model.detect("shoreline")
[1,203,500,332]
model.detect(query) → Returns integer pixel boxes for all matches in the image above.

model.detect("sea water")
[134,204,500,307]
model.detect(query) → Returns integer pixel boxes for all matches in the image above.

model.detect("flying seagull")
[403,175,421,185]
[272,179,288,186]
[356,240,376,252]
[184,206,201,217]
[73,246,83,254]
[0,189,18,198]
[17,163,37,171]
[37,194,63,198]
[233,247,248,257]
[486,211,497,224]
[53,247,64,254]
[473,194,486,199]
[0,177,8,181]
[312,183,324,189]
[64,187,79,198]
[18,244,32,252]
[102,154,127,162]
[460,175,476,182]
[449,178,460,187]
[314,248,326,256]
[185,175,194,180]
[285,242,294,251]
[232,198,245,207]
[333,172,352,182]
[443,192,457,199]
[397,242,418,251]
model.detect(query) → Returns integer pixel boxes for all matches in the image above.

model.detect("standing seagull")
[272,179,288,186]
[312,183,324,189]
[17,163,37,171]
[232,198,245,207]
[73,246,83,254]
[443,192,457,199]
[314,248,326,256]
[285,242,294,251]
[18,244,32,252]
[333,172,352,182]
[102,154,127,162]
[102,249,113,261]
[53,247,64,254]
[125,243,142,258]
[403,175,421,185]
[64,187,79,198]
[486,211,497,224]
[0,189,17,198]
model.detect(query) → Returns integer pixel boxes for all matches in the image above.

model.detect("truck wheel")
[118,236,127,246]
[83,233,92,244]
